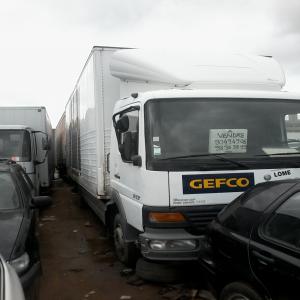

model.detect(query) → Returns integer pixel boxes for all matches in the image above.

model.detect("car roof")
[257,179,300,187]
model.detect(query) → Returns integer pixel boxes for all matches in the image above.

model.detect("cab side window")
[264,192,300,249]
[116,110,139,162]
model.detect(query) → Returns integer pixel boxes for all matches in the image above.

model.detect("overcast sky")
[0,0,299,126]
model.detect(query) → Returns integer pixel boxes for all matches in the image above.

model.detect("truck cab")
[110,89,300,263]
[108,50,300,264]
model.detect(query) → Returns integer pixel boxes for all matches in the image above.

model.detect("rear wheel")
[220,282,263,300]
[113,214,138,266]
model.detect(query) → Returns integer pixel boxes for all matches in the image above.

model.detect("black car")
[199,179,300,300]
[0,161,51,296]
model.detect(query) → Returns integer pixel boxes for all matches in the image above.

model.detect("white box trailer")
[61,46,300,265]
[55,112,66,176]
[64,47,127,199]
[0,107,54,194]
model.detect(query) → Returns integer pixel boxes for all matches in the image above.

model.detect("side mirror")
[132,155,142,167]
[31,196,52,208]
[34,160,42,165]
[116,115,129,133]
[122,132,132,161]
[42,138,51,151]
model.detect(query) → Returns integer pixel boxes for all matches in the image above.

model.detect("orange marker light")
[149,212,186,223]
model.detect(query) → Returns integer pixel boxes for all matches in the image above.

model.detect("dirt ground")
[38,181,212,300]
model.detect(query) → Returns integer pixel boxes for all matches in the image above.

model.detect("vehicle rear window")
[218,182,295,236]
[0,172,19,209]
[264,191,300,249]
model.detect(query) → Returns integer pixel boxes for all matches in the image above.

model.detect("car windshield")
[0,130,31,162]
[145,98,300,170]
[0,172,19,210]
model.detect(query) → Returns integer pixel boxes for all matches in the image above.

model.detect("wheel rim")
[227,293,250,300]
[114,224,125,259]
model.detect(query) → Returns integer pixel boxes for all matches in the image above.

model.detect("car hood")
[0,210,24,260]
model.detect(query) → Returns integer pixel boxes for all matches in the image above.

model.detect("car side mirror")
[116,115,129,133]
[31,196,52,208]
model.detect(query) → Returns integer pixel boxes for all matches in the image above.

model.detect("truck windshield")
[145,98,300,171]
[0,130,31,162]
[0,173,19,210]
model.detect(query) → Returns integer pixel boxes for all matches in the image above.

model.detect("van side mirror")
[42,138,50,151]
[116,115,129,133]
[31,196,52,208]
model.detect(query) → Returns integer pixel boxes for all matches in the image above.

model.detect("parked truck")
[0,107,54,194]
[55,112,66,177]
[57,46,300,265]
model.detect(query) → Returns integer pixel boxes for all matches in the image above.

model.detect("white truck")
[0,107,54,194]
[59,46,300,265]
[55,112,66,177]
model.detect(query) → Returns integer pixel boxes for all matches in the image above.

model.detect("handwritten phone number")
[214,138,247,145]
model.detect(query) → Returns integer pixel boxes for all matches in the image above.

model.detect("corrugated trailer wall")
[45,109,54,181]
[55,112,66,169]
[65,47,124,198]
[66,90,81,182]
[78,52,97,195]
[94,49,123,196]
[65,101,72,178]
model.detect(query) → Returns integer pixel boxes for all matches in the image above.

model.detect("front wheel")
[220,282,264,300]
[113,214,138,267]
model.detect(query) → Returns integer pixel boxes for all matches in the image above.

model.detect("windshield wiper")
[256,153,300,157]
[159,153,250,169]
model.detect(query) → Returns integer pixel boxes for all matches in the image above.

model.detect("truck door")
[112,105,143,231]
[249,191,300,300]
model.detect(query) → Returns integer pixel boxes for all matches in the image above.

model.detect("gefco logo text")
[182,173,255,194]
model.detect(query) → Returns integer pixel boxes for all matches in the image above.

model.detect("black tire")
[220,282,264,300]
[136,258,184,283]
[113,214,138,267]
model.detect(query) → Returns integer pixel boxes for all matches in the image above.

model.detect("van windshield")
[0,130,31,162]
[145,98,300,171]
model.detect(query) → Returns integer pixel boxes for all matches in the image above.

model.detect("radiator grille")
[183,205,225,234]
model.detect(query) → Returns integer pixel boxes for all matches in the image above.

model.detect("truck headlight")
[149,239,197,251]
[10,252,30,275]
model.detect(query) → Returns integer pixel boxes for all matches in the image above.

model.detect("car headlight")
[10,252,30,275]
[149,239,197,251]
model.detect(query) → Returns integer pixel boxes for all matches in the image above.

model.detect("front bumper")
[139,228,205,261]
[20,261,41,290]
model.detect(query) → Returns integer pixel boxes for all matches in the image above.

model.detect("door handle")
[252,250,275,264]
[114,174,120,179]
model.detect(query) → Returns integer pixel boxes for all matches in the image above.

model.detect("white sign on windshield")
[209,129,248,153]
